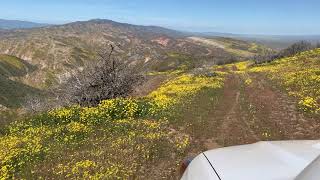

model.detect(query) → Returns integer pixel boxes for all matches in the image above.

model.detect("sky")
[0,0,319,35]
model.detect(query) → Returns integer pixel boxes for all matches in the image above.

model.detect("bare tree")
[56,44,144,106]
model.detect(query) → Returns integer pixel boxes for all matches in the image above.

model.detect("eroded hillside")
[0,20,205,88]
[0,20,268,109]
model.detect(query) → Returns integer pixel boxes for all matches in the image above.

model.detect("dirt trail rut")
[186,66,320,154]
[243,73,320,140]
[214,73,259,147]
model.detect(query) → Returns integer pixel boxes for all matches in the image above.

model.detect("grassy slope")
[0,54,36,77]
[0,75,40,108]
[149,52,197,73]
[0,55,40,108]
[0,70,225,179]
[250,48,320,114]
[205,37,268,58]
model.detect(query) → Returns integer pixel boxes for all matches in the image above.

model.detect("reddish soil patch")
[213,73,259,146]
[152,37,171,47]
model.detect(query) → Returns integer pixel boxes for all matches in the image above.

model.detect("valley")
[0,19,266,110]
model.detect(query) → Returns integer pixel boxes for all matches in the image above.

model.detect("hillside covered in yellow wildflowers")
[250,48,320,114]
[0,70,225,179]
[1,48,320,179]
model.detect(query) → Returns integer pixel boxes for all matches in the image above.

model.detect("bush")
[215,54,237,65]
[278,41,313,58]
[253,49,278,64]
[56,44,144,106]
[254,41,313,64]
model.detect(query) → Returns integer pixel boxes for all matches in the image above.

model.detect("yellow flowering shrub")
[47,118,184,179]
[299,97,319,113]
[175,135,190,152]
[235,61,252,71]
[54,160,97,178]
[66,122,90,133]
[148,74,224,116]
[0,128,47,179]
[245,78,252,85]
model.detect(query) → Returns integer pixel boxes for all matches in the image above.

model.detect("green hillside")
[0,75,40,108]
[212,37,267,56]
[0,54,36,77]
[0,55,40,108]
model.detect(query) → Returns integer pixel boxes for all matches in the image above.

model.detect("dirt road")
[182,66,320,156]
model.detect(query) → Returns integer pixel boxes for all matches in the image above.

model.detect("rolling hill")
[0,19,192,88]
[0,19,267,108]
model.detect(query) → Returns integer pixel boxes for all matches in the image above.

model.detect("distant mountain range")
[0,19,50,29]
[1,18,318,49]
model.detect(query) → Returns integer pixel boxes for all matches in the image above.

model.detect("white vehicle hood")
[182,140,320,180]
